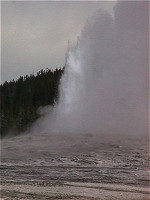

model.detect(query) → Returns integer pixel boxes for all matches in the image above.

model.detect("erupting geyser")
[36,1,149,135]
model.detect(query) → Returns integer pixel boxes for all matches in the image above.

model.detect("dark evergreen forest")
[0,68,64,138]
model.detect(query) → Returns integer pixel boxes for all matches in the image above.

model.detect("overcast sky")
[1,1,116,83]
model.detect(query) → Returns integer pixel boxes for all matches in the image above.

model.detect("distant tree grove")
[0,67,64,138]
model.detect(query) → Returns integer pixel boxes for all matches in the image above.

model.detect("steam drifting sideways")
[34,1,149,136]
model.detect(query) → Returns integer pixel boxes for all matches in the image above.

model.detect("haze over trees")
[0,68,64,138]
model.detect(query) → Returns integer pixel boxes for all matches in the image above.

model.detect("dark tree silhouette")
[0,67,64,138]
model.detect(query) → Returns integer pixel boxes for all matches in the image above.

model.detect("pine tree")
[0,67,64,138]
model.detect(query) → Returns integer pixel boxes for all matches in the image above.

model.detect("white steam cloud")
[32,1,149,136]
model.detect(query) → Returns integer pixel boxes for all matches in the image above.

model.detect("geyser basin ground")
[1,1,149,199]
[1,133,149,199]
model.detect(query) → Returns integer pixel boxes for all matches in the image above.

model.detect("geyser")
[36,1,149,135]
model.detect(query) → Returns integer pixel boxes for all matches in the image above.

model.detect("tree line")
[0,67,64,138]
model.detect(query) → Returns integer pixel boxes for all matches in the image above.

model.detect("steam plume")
[34,1,149,136]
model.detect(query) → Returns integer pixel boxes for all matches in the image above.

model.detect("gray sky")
[1,1,115,83]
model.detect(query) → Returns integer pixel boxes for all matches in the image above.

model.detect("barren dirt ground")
[1,133,149,199]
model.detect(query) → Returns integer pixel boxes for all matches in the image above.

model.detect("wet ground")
[1,133,149,199]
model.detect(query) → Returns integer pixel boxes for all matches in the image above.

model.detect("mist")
[31,1,149,136]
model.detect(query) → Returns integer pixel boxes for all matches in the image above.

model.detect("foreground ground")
[1,132,149,199]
